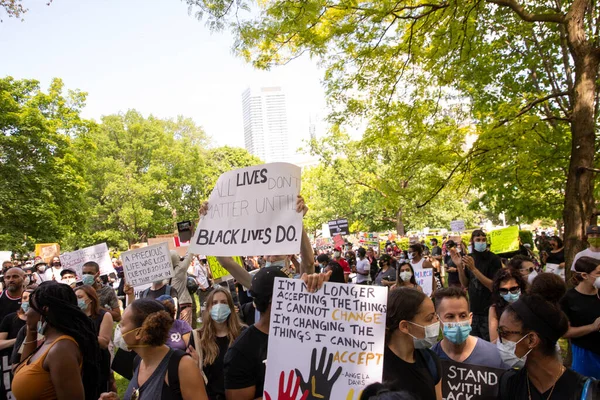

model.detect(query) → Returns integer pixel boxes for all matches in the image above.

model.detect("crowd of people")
[0,199,598,399]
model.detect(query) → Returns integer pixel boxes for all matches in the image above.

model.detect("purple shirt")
[166,319,192,351]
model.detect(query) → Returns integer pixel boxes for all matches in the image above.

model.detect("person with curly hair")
[487,268,528,344]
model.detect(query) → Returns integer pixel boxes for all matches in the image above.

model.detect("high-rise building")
[242,87,289,162]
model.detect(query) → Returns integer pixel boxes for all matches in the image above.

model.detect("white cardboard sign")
[450,220,465,232]
[121,242,173,287]
[190,163,302,256]
[59,243,114,278]
[413,266,434,297]
[264,278,387,399]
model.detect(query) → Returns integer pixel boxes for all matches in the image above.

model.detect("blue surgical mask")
[473,242,487,252]
[210,303,231,323]
[21,301,29,313]
[265,260,285,268]
[443,320,472,345]
[78,299,88,311]
[501,290,521,303]
[82,274,96,286]
[37,319,47,335]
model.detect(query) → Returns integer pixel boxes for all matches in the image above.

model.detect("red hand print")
[265,370,309,400]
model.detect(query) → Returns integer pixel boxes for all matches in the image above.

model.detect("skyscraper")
[242,87,289,162]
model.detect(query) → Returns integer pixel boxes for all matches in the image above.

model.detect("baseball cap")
[60,268,77,277]
[156,295,175,306]
[586,225,600,235]
[250,266,288,300]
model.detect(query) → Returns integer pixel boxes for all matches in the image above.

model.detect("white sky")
[0,0,327,151]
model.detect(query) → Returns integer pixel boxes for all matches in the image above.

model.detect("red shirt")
[338,258,351,274]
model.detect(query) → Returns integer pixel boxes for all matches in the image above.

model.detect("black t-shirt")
[0,292,21,324]
[431,246,442,257]
[224,325,268,398]
[546,248,565,265]
[382,346,441,400]
[0,312,26,397]
[466,251,502,315]
[142,285,179,300]
[499,367,596,400]
[205,335,229,400]
[444,254,460,284]
[560,288,600,355]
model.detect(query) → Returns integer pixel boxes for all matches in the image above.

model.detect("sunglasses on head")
[498,286,520,295]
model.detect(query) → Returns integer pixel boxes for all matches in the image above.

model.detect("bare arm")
[106,307,121,323]
[299,227,315,275]
[435,381,443,400]
[47,340,85,400]
[98,312,113,349]
[178,355,209,400]
[456,254,470,289]
[488,306,499,343]
[463,256,493,291]
[21,326,38,363]
[216,257,252,289]
[563,318,600,339]
[0,332,16,351]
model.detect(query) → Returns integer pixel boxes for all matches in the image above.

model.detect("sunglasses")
[498,286,520,295]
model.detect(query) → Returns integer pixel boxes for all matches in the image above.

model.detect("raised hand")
[265,370,309,400]
[296,195,309,216]
[295,348,343,400]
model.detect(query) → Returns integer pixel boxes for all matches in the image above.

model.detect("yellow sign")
[489,226,520,254]
[206,256,243,280]
[35,243,60,263]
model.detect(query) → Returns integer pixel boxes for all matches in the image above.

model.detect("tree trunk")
[562,49,598,283]
[396,207,405,236]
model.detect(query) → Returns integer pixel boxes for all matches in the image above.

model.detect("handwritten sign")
[450,220,465,232]
[206,256,244,281]
[60,243,114,278]
[441,359,504,400]
[190,163,302,256]
[413,266,434,297]
[35,243,60,263]
[545,263,565,280]
[264,278,387,399]
[121,242,173,287]
[489,226,519,253]
[333,234,345,248]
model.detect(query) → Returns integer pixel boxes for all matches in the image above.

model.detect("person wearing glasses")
[487,268,527,344]
[497,294,599,399]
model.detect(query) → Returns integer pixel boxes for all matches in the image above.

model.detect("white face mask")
[408,321,440,349]
[399,271,413,282]
[594,276,600,289]
[496,334,532,368]
[113,325,131,352]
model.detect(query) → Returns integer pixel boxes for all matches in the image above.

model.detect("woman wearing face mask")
[543,236,566,280]
[383,288,442,400]
[74,285,113,393]
[375,255,396,287]
[488,268,527,343]
[498,294,599,399]
[158,295,192,351]
[509,255,539,285]
[188,287,243,400]
[13,281,100,400]
[393,262,423,292]
[101,298,207,400]
[32,261,48,284]
[559,257,600,379]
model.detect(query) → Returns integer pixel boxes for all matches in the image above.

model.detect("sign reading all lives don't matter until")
[264,278,387,399]
[190,163,302,256]
[121,242,173,287]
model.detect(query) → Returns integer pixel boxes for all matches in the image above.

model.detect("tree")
[0,77,90,252]
[186,0,600,270]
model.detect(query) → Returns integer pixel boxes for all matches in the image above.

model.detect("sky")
[0,0,327,152]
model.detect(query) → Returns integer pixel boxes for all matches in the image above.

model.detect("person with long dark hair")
[488,268,527,344]
[12,281,100,400]
[543,236,566,279]
[393,262,422,292]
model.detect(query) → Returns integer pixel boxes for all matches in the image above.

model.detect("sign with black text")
[60,243,115,278]
[328,219,350,236]
[121,242,173,287]
[441,359,504,400]
[190,163,302,256]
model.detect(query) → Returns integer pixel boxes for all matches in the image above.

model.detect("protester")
[452,230,503,341]
[432,287,507,368]
[13,281,100,400]
[188,287,244,400]
[355,247,371,285]
[169,251,195,325]
[0,288,31,398]
[125,278,179,305]
[60,268,78,288]
[75,285,113,393]
[323,261,346,284]
[497,294,599,399]
[32,260,49,284]
[529,272,566,305]
[543,235,566,279]
[333,247,351,282]
[45,256,63,281]
[101,298,208,400]
[316,253,329,274]
[443,240,462,288]
[560,256,600,379]
[193,256,213,309]
[158,295,192,351]
[488,268,528,343]
[571,225,600,271]
[81,261,121,322]
[0,267,25,323]
[393,262,422,292]
[509,255,538,285]
[367,247,379,282]
[383,288,442,400]
[360,382,418,400]
[374,254,396,286]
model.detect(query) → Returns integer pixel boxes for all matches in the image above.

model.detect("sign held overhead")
[328,219,349,236]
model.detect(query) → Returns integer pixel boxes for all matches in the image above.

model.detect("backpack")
[141,284,173,299]
[132,349,188,399]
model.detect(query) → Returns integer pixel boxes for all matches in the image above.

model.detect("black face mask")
[52,263,60,267]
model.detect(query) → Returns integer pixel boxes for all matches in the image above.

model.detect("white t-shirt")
[570,248,600,271]
[355,258,370,284]
[45,266,63,281]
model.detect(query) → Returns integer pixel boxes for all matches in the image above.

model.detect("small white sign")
[450,220,465,232]
[60,243,114,278]
[413,266,434,297]
[121,243,173,287]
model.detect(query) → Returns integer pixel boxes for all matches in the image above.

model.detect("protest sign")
[358,232,379,247]
[206,256,244,281]
[264,278,387,399]
[409,235,420,244]
[328,219,350,236]
[489,226,519,253]
[177,220,193,243]
[333,234,345,249]
[450,220,465,232]
[413,266,434,297]
[190,163,302,257]
[441,359,504,400]
[148,234,188,257]
[35,243,60,263]
[60,243,114,277]
[121,243,173,287]
[0,251,11,263]
[545,263,565,280]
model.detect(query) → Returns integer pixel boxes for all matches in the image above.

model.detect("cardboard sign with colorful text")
[441,359,504,400]
[489,226,519,254]
[206,256,244,281]
[59,243,114,278]
[121,242,173,287]
[35,243,60,264]
[190,163,302,256]
[264,278,387,399]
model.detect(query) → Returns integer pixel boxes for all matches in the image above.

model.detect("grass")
[115,373,129,397]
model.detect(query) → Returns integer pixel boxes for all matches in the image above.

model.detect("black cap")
[250,266,288,300]
[317,254,330,264]
[60,268,77,277]
[586,225,600,235]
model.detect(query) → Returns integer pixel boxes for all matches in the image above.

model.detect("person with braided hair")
[12,281,101,400]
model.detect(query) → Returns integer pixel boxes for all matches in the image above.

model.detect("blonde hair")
[199,286,243,365]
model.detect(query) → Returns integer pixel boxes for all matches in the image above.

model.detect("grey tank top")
[124,349,174,400]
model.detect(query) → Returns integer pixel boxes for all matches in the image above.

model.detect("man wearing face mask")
[44,256,63,281]
[60,268,78,288]
[432,287,507,369]
[81,261,122,322]
[570,225,600,272]
[451,230,502,341]
[332,247,351,282]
